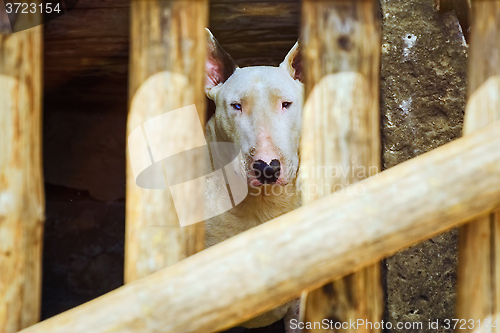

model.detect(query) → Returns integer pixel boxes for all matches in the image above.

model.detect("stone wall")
[380,0,467,331]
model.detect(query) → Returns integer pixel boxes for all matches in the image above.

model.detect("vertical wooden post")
[456,1,500,330]
[0,13,44,333]
[125,0,208,282]
[300,0,382,332]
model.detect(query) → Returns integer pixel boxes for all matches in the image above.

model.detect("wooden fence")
[0,9,44,333]
[125,0,208,283]
[0,0,499,332]
[456,0,500,329]
[300,1,382,330]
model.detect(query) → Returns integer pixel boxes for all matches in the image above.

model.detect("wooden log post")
[17,120,500,333]
[300,0,382,331]
[456,1,500,330]
[0,10,44,333]
[125,0,208,282]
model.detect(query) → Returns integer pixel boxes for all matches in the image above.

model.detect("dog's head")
[205,29,303,189]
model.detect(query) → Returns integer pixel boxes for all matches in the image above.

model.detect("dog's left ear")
[280,42,302,82]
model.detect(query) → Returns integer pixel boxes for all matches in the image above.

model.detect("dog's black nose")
[252,159,281,184]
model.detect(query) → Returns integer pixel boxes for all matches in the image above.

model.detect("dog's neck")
[230,183,301,223]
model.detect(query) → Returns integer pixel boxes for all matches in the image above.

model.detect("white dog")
[204,29,303,333]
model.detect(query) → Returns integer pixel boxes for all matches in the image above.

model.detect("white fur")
[204,29,303,333]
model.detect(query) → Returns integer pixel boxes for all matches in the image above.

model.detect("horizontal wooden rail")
[20,121,500,333]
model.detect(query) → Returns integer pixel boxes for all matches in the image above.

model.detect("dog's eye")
[282,102,292,109]
[231,103,242,111]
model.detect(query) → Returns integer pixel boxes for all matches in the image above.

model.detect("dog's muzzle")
[252,159,281,184]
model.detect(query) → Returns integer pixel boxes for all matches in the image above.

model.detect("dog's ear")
[206,28,237,96]
[280,42,303,82]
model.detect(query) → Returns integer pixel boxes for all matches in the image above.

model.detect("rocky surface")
[380,0,467,331]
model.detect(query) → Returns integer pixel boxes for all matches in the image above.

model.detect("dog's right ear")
[280,42,302,83]
[205,28,237,97]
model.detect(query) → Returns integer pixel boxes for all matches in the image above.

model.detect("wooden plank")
[456,1,500,331]
[457,214,492,326]
[495,209,500,324]
[211,0,300,3]
[0,13,44,333]
[300,0,382,331]
[209,2,300,67]
[17,119,500,333]
[209,3,299,31]
[43,7,130,102]
[73,0,129,8]
[44,8,129,40]
[41,0,301,105]
[125,0,208,282]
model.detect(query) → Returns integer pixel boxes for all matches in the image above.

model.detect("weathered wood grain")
[209,2,300,67]
[73,0,128,8]
[0,17,44,333]
[300,1,382,331]
[42,0,300,75]
[43,6,129,104]
[42,1,301,115]
[17,118,500,333]
[456,1,500,331]
[125,0,208,283]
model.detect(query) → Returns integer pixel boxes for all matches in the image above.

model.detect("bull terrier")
[204,29,303,333]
